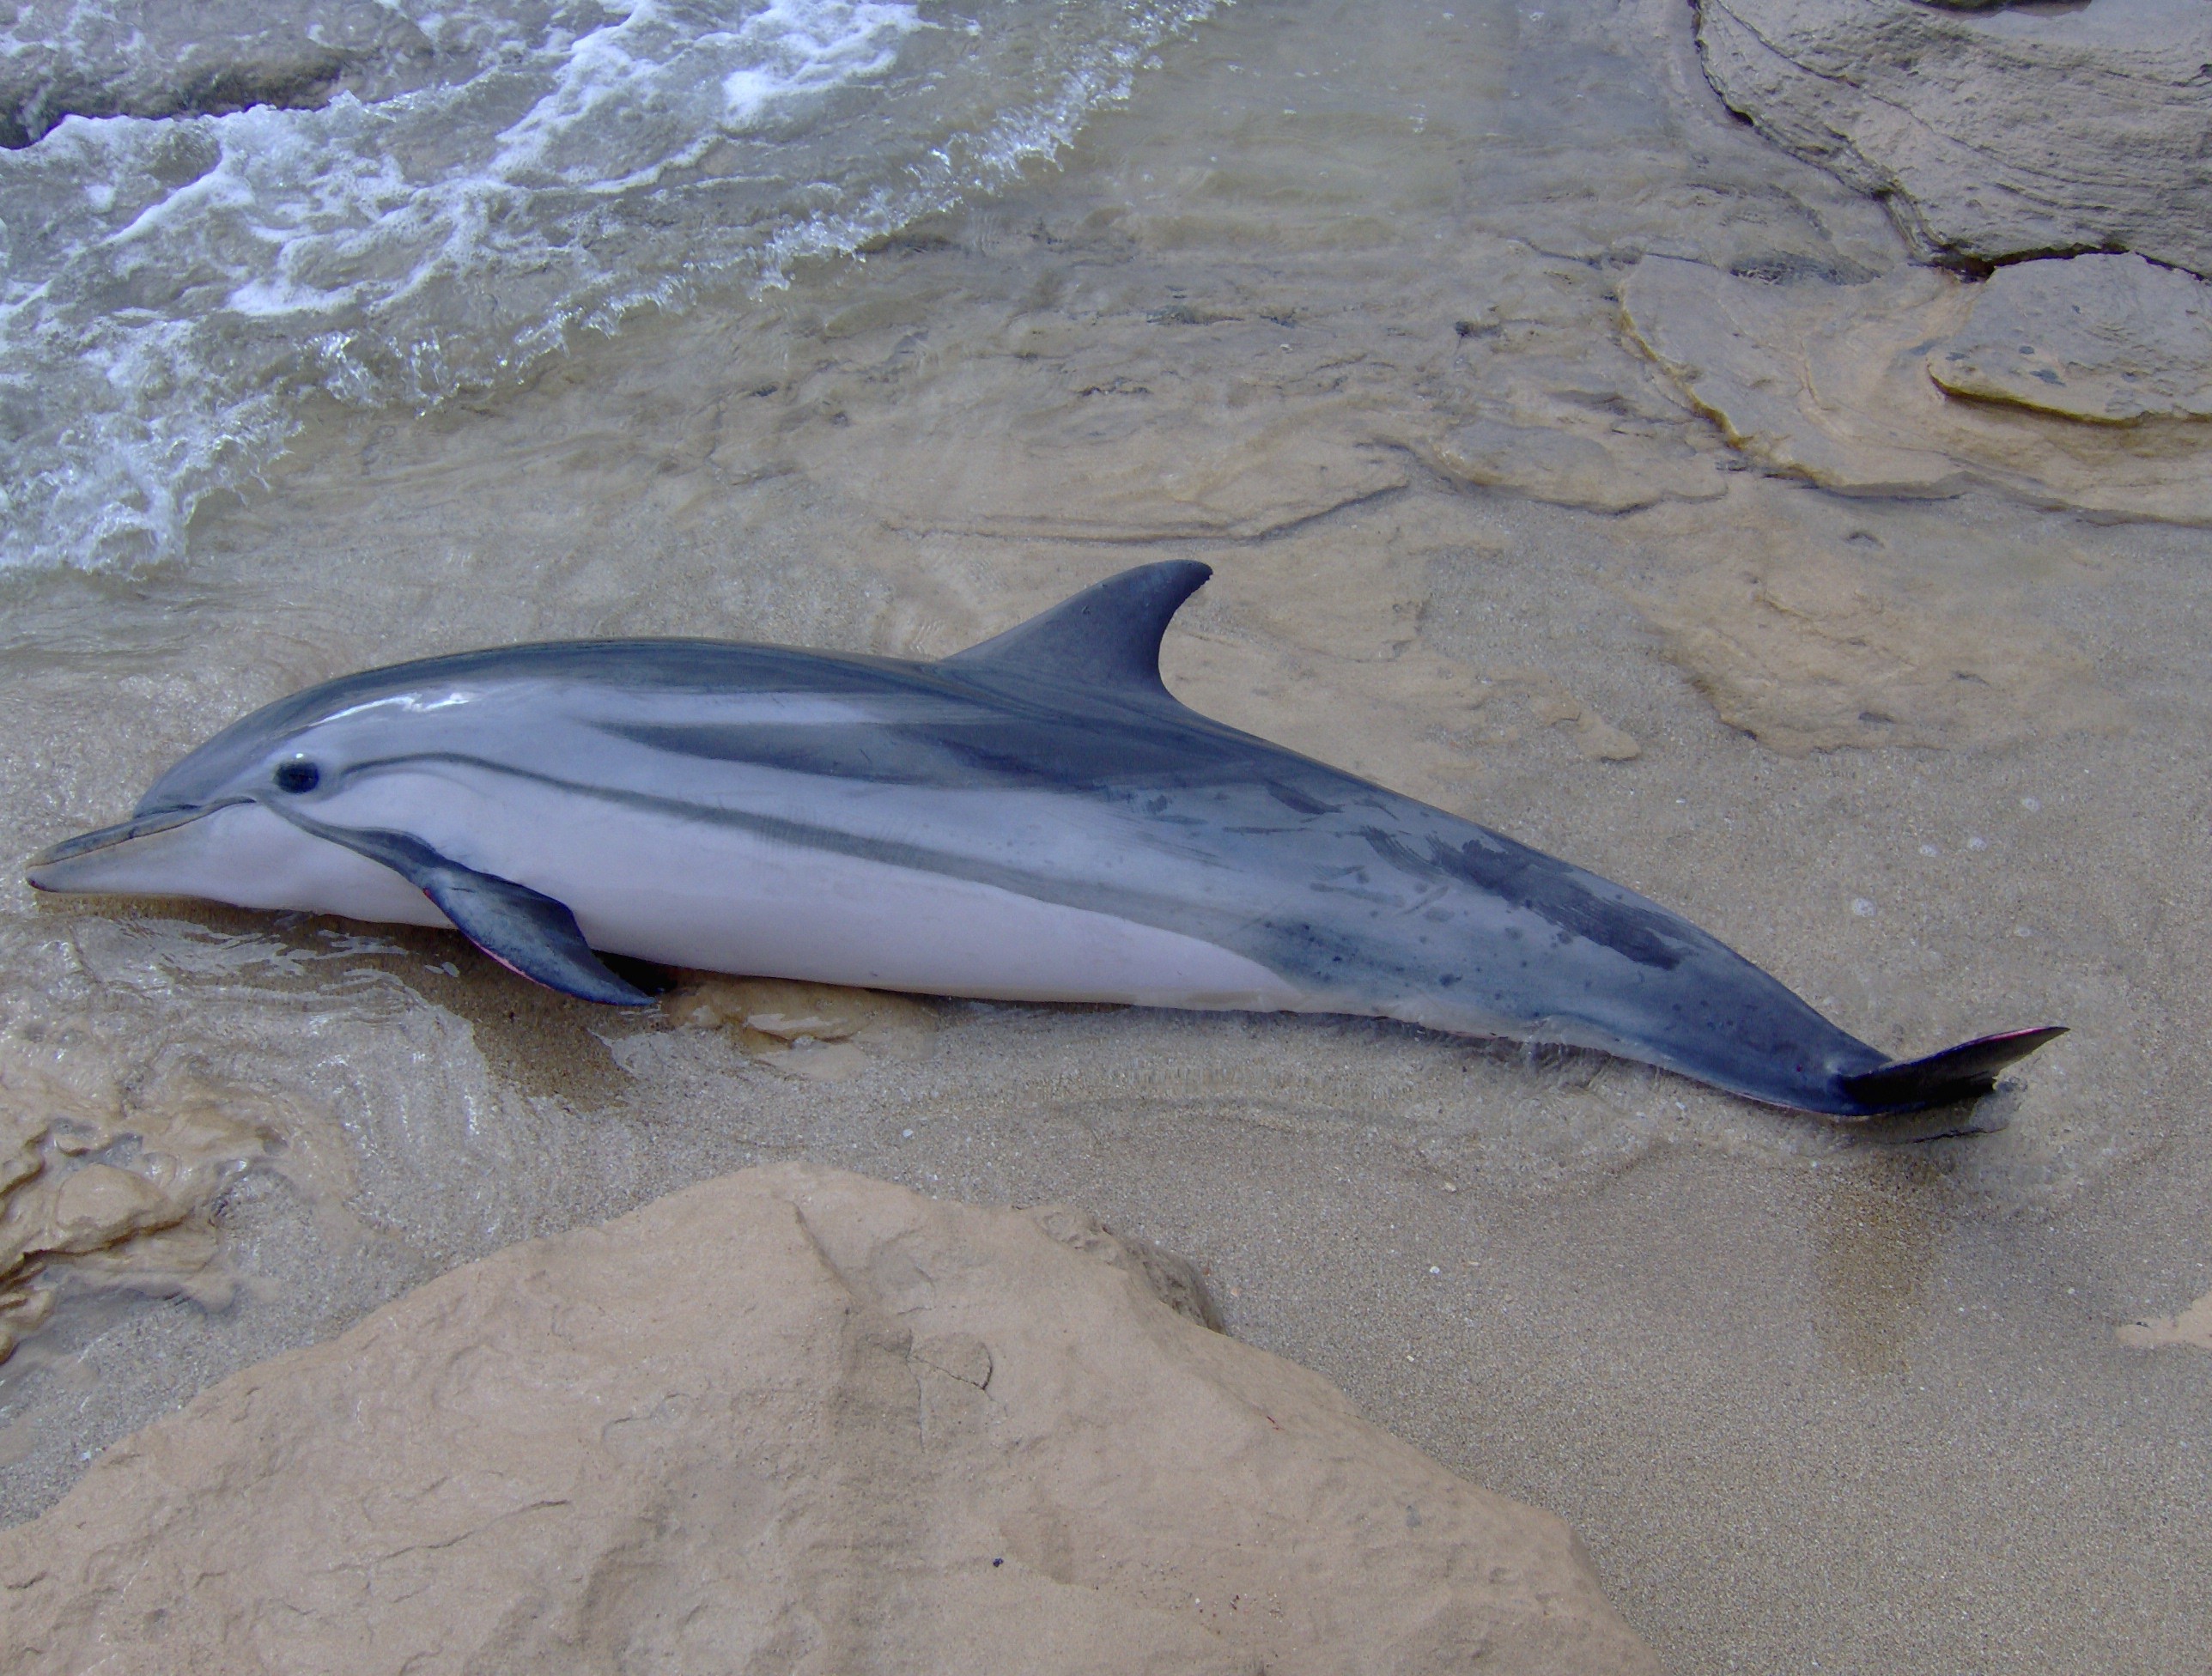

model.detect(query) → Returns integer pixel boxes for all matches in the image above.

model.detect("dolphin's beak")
[26,804,231,893]
[25,799,452,928]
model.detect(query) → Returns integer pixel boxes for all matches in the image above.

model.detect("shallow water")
[0,0,1221,568]
[3,1,2209,1671]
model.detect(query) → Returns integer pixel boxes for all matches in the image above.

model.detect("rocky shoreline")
[0,1164,1658,1674]
[2,3,2208,1672]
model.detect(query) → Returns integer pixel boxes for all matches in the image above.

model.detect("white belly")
[572,825,1304,1009]
[174,784,1307,1012]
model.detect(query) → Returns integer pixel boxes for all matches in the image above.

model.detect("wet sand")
[3,2,2209,1670]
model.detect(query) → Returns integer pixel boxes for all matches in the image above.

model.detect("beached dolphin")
[27,561,2058,1115]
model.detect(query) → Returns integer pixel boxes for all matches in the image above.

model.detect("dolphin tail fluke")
[1835,1025,2067,1116]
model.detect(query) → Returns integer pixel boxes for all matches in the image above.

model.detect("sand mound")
[0,1163,1654,1675]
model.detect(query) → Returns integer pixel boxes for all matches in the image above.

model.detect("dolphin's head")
[26,662,482,921]
[129,672,414,820]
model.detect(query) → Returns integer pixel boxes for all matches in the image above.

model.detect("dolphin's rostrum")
[27,562,2061,1116]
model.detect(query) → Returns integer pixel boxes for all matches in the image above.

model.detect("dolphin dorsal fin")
[942,561,1211,700]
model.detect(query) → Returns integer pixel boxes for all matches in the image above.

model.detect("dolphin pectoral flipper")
[1836,1025,2068,1116]
[280,817,653,1006]
[416,860,655,1006]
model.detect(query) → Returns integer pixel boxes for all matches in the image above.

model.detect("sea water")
[2,3,2209,1673]
[0,0,1221,569]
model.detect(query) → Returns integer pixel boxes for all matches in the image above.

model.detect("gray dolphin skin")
[27,561,2060,1117]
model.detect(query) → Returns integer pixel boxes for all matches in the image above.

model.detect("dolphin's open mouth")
[26,801,242,889]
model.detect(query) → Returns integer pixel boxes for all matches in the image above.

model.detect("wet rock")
[2118,1286,2212,1351]
[1526,689,1643,762]
[0,1163,1656,1675]
[1619,254,2212,521]
[1693,0,2212,278]
[1623,480,2117,755]
[0,1045,316,1361]
[1423,418,1725,515]
[1620,255,1978,495]
[1929,253,2212,422]
[0,1,437,149]
[763,313,1416,543]
[664,975,939,1083]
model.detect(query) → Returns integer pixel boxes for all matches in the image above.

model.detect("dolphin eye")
[273,761,321,793]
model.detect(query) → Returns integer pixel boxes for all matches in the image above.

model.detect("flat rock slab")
[1618,252,2212,523]
[1929,253,2212,422]
[0,1163,1655,1675]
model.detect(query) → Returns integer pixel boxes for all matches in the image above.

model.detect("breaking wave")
[0,0,1223,569]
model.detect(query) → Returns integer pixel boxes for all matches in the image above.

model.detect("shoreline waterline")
[1,3,2208,1672]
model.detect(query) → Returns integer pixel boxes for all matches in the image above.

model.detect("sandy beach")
[3,1,2209,1669]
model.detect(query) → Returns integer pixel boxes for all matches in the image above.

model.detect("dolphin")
[27,560,2059,1116]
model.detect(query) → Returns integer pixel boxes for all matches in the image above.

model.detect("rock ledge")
[0,1163,1655,1675]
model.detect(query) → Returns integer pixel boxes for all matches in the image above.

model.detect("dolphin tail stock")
[1832,1025,2067,1117]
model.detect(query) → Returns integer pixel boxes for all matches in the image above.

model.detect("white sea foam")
[0,0,1223,571]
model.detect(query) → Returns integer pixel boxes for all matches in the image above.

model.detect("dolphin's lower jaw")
[27,802,450,929]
